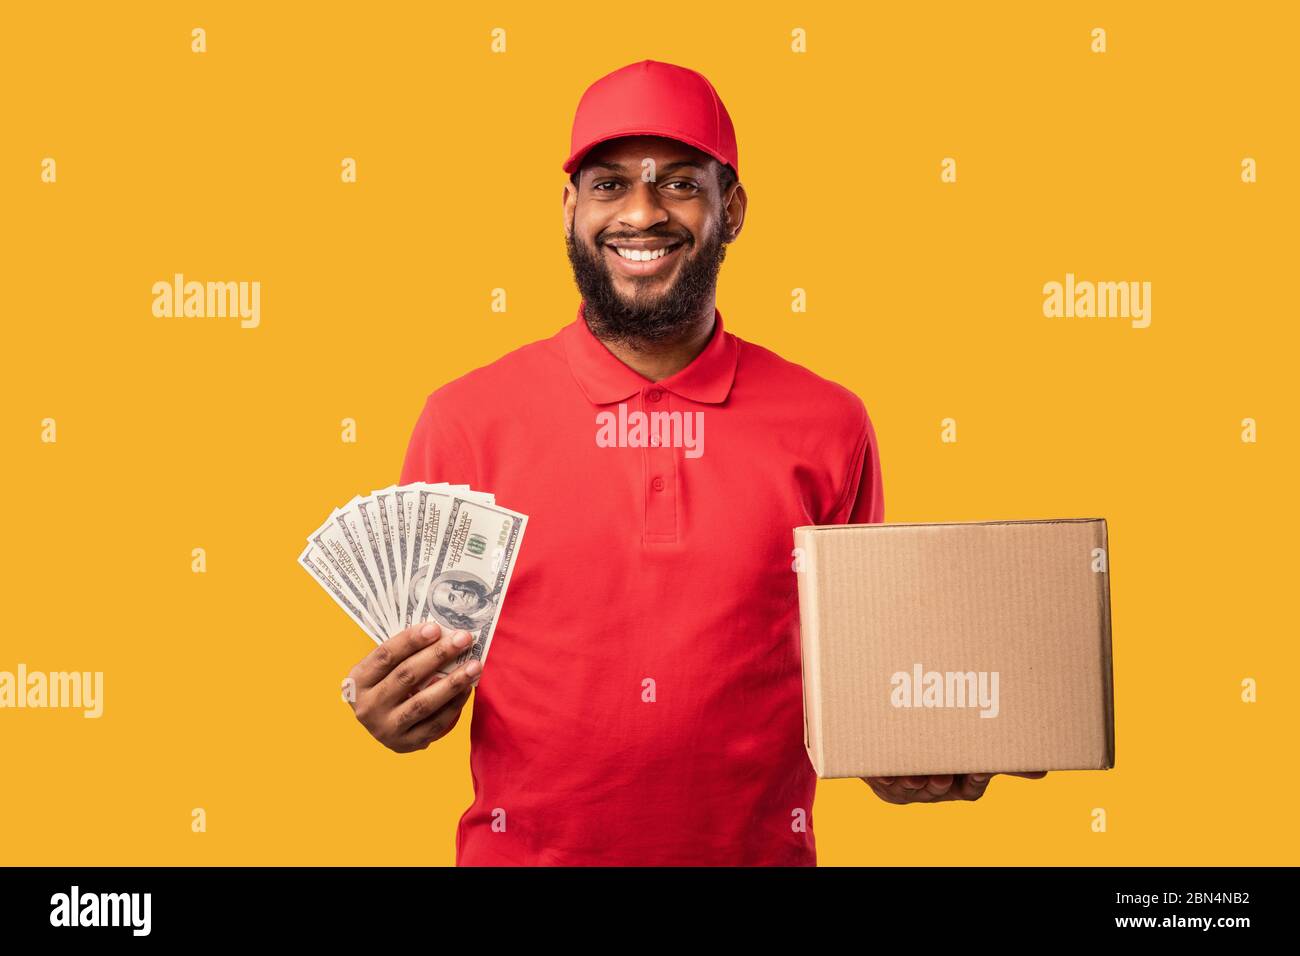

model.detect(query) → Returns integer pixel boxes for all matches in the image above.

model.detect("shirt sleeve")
[398,392,478,487]
[828,399,884,525]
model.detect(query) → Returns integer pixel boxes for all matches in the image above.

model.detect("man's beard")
[565,218,728,347]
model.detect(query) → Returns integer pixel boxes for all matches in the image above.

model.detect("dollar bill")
[415,496,527,679]
[306,512,391,639]
[330,500,398,637]
[395,482,446,623]
[303,483,523,672]
[372,486,406,626]
[298,543,386,644]
[353,495,399,635]
[398,482,498,631]
[404,485,453,631]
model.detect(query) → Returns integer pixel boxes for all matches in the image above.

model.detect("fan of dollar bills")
[298,482,527,677]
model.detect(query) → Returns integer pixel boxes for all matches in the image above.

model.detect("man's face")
[563,136,743,345]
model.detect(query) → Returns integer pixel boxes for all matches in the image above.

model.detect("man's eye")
[591,179,696,192]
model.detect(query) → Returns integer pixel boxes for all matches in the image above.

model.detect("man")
[345,59,1044,865]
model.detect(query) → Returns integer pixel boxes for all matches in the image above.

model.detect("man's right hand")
[346,622,481,754]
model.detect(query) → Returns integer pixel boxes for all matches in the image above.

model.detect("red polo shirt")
[399,303,884,866]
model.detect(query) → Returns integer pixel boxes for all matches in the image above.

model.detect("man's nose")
[616,179,670,231]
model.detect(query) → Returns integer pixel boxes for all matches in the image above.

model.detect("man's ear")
[722,182,747,243]
[562,180,577,237]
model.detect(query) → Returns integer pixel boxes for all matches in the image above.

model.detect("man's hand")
[346,621,481,754]
[863,772,1047,804]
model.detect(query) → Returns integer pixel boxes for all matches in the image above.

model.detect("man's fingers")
[952,771,1044,798]
[374,627,474,705]
[865,774,969,803]
[392,661,481,732]
[396,687,473,750]
[924,774,954,796]
[899,776,939,800]
[878,777,933,803]
[352,622,443,687]
[867,772,1043,803]
[864,778,905,804]
[957,773,993,800]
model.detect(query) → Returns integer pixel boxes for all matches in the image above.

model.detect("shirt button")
[651,476,665,492]
[647,389,662,402]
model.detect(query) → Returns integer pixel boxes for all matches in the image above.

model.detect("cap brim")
[563,128,734,177]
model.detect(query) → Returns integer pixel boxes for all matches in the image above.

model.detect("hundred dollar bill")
[329,500,398,637]
[370,487,405,632]
[395,484,492,618]
[403,485,454,631]
[415,496,526,680]
[305,513,391,639]
[390,484,422,626]
[302,482,514,648]
[371,489,400,624]
[298,543,386,644]
[399,482,498,631]
[352,495,399,633]
[395,482,445,617]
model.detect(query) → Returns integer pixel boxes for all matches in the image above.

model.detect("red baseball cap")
[563,59,739,180]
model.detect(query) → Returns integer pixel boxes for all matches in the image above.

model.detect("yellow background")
[1,2,1295,865]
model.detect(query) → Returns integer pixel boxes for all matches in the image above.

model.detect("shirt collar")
[561,300,739,405]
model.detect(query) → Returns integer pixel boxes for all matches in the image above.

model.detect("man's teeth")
[614,245,676,261]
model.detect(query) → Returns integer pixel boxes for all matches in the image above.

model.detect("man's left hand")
[862,772,1047,804]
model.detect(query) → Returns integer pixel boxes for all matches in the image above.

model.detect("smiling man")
[346,59,1042,866]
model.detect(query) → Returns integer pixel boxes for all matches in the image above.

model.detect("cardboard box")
[794,518,1115,778]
